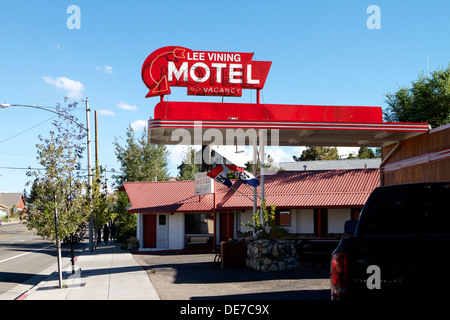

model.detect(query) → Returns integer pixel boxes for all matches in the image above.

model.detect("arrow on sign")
[142,46,186,97]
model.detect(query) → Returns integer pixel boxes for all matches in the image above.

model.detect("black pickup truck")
[331,182,450,300]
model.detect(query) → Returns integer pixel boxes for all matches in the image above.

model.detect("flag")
[206,164,233,187]
[207,164,260,188]
[235,167,260,187]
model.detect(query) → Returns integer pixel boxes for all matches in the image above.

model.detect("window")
[357,185,450,236]
[277,210,290,226]
[185,213,214,235]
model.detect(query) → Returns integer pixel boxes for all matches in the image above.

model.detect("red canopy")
[148,101,429,147]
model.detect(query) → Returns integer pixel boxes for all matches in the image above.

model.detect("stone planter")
[245,238,300,272]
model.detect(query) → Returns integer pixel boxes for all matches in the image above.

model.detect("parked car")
[330,182,450,300]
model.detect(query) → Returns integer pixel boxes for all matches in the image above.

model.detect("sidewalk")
[6,242,160,300]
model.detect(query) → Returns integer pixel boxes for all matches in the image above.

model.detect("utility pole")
[95,110,99,167]
[86,98,93,252]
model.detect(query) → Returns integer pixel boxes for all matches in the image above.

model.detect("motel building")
[122,165,380,251]
[129,45,437,251]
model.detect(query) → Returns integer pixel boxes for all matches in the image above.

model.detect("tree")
[384,65,450,128]
[347,147,380,159]
[177,147,200,180]
[113,126,170,185]
[357,147,375,159]
[244,154,282,174]
[26,103,88,242]
[25,179,40,205]
[293,146,339,161]
[26,99,88,285]
[114,190,135,244]
[91,163,111,245]
[113,126,170,243]
[243,201,287,240]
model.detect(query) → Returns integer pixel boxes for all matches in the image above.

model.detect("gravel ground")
[133,252,330,300]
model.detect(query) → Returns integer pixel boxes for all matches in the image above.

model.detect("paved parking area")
[133,252,330,300]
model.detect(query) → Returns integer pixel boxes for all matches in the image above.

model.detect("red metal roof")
[122,180,215,213]
[123,169,379,213]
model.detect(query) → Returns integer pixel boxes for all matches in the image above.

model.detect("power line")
[0,166,122,174]
[0,99,89,145]
[0,115,57,144]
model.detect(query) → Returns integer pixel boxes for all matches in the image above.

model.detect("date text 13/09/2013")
[180,304,270,317]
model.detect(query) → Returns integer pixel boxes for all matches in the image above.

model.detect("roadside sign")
[194,172,214,196]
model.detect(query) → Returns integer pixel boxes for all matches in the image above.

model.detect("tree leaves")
[25,98,89,243]
[384,66,450,128]
[113,126,169,185]
[177,147,200,180]
[293,146,339,161]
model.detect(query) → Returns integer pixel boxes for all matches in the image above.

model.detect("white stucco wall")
[136,213,143,249]
[328,208,351,234]
[239,209,254,234]
[168,213,184,250]
[239,209,317,235]
[296,209,314,234]
[137,212,184,250]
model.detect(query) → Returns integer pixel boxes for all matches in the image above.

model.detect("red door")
[220,211,234,241]
[143,214,157,248]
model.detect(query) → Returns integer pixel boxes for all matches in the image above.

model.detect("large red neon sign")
[141,46,271,98]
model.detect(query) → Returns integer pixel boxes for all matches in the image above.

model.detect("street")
[0,223,83,297]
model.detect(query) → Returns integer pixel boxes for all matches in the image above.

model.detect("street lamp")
[1,103,85,132]
[1,100,94,252]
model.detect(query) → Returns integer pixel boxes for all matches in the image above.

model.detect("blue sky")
[1,0,449,193]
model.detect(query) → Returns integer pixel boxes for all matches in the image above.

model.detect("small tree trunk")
[54,194,63,289]
[70,235,75,274]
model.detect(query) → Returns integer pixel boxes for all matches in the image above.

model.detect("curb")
[0,221,24,226]
[0,242,88,300]
[18,243,89,300]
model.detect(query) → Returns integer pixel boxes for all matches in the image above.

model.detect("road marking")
[0,226,25,232]
[15,293,28,300]
[0,228,34,239]
[0,244,54,264]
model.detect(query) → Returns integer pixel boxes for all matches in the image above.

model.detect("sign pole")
[252,137,258,235]
[254,89,261,231]
[213,180,216,247]
[259,129,265,226]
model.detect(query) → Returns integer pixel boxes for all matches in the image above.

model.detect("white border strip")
[382,147,450,172]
